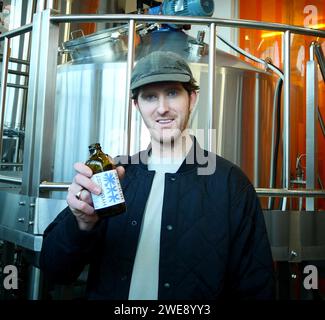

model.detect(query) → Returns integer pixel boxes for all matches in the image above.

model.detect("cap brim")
[130,73,191,90]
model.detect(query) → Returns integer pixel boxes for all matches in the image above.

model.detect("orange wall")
[74,0,99,35]
[239,0,325,209]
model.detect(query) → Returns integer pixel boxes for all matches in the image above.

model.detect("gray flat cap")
[130,51,194,90]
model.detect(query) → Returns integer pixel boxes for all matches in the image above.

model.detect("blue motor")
[147,0,214,30]
[162,0,214,17]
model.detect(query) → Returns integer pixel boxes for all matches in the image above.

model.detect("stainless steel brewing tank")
[54,29,276,191]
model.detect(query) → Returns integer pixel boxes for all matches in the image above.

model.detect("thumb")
[116,165,125,180]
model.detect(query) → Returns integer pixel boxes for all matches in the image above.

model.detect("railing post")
[306,43,318,210]
[0,37,10,162]
[21,9,60,197]
[125,19,135,156]
[254,73,260,187]
[208,22,216,152]
[282,30,291,210]
[20,12,42,196]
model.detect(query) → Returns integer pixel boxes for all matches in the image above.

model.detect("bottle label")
[91,169,125,210]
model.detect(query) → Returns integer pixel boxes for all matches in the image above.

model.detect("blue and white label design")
[91,169,125,210]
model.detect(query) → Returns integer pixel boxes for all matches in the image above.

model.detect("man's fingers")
[80,189,93,204]
[74,162,93,177]
[68,182,83,196]
[74,173,101,195]
[67,192,95,216]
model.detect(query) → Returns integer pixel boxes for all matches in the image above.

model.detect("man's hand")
[67,162,125,231]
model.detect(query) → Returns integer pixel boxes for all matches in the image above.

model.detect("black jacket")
[40,138,275,299]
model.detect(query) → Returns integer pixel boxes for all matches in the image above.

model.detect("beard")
[138,104,191,146]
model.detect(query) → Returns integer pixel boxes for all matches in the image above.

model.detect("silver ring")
[76,189,84,200]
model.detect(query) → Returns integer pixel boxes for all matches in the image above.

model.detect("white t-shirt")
[128,155,184,300]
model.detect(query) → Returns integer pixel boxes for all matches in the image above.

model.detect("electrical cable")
[217,34,284,80]
[214,34,286,210]
[268,77,283,209]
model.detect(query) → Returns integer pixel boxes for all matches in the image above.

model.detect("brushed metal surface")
[264,210,325,261]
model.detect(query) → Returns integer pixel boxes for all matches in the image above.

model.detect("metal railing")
[2,176,325,199]
[0,11,324,199]
[0,23,33,41]
[0,23,32,164]
[49,13,325,195]
[50,14,325,36]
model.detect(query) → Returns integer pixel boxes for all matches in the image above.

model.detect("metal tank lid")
[62,24,129,49]
[60,25,266,73]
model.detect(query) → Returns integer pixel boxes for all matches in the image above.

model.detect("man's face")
[134,82,197,145]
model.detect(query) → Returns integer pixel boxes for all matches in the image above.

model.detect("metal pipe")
[268,78,282,208]
[61,0,73,64]
[49,14,325,37]
[126,19,135,156]
[7,84,29,90]
[253,74,260,187]
[0,24,32,41]
[21,12,42,196]
[8,69,29,77]
[36,0,46,12]
[290,179,306,185]
[9,57,30,65]
[216,72,225,156]
[0,174,22,184]
[283,31,291,190]
[318,107,325,137]
[36,181,325,197]
[306,43,318,210]
[0,163,23,166]
[281,30,291,210]
[309,42,315,61]
[256,188,325,197]
[46,0,55,10]
[27,266,41,300]
[0,37,10,164]
[0,55,30,65]
[28,9,60,197]
[318,175,324,190]
[39,181,70,190]
[314,42,325,82]
[208,23,216,152]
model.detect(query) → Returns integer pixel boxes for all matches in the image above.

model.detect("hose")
[216,34,284,80]
[214,34,285,209]
[268,77,283,209]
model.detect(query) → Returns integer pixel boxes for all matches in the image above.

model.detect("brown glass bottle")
[85,143,126,218]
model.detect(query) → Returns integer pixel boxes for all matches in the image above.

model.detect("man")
[40,51,275,299]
